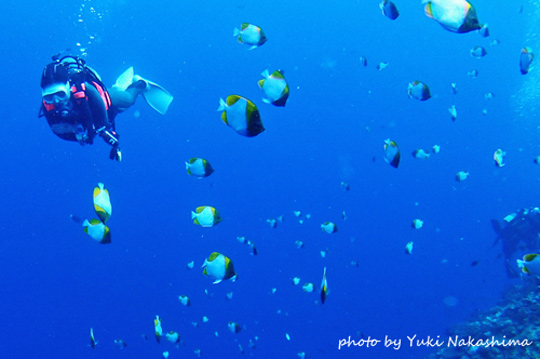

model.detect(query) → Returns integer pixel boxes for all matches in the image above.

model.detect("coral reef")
[427,282,540,359]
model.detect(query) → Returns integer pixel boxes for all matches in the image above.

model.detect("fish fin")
[423,3,434,19]
[260,69,270,78]
[262,98,271,104]
[191,211,198,220]
[249,45,258,51]
[217,98,227,112]
[213,279,222,284]
[257,79,265,89]
[233,28,240,36]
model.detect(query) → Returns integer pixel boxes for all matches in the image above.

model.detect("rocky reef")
[427,282,540,359]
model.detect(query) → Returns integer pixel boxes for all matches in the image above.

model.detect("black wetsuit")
[41,82,114,144]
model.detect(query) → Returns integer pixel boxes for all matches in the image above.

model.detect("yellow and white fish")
[423,0,482,33]
[114,339,127,348]
[470,46,487,58]
[228,322,242,333]
[178,295,191,306]
[166,331,180,344]
[456,171,470,181]
[267,218,278,228]
[233,23,267,50]
[202,252,237,284]
[154,315,163,343]
[217,95,265,137]
[413,149,430,159]
[478,24,489,37]
[380,0,399,20]
[412,219,424,229]
[302,283,315,293]
[186,158,214,178]
[90,328,97,349]
[408,81,431,101]
[320,267,328,304]
[384,139,400,168]
[258,69,290,106]
[83,219,111,244]
[321,221,338,234]
[191,206,222,227]
[93,182,111,223]
[405,241,414,254]
[449,105,457,121]
[517,253,540,276]
[520,47,534,75]
[494,149,506,167]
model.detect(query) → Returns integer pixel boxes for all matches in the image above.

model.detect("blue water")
[1,0,537,358]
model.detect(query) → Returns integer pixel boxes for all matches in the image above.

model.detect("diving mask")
[42,82,71,104]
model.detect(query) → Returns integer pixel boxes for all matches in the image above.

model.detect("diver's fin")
[113,67,135,91]
[133,75,173,115]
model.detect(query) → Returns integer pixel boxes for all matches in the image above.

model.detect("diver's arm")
[85,82,121,161]
[84,83,109,131]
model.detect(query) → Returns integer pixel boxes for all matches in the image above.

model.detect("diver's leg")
[108,80,147,112]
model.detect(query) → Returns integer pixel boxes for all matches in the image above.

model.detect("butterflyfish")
[83,219,111,244]
[233,23,267,49]
[186,158,214,178]
[217,95,265,137]
[93,182,112,223]
[423,0,482,33]
[191,206,222,227]
[258,69,290,106]
[202,252,237,284]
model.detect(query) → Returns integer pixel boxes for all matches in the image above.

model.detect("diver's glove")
[109,145,122,162]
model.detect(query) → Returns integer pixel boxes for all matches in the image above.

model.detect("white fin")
[82,219,90,226]
[213,279,222,284]
[113,67,134,91]
[132,75,173,115]
[261,69,270,78]
[191,211,197,220]
[233,28,240,36]
[249,45,258,51]
[262,98,271,104]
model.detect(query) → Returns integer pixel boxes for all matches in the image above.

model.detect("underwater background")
[1,0,539,358]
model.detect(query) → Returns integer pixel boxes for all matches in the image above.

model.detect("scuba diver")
[492,207,540,277]
[39,53,173,161]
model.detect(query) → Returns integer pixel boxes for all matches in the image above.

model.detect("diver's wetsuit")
[42,82,114,145]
